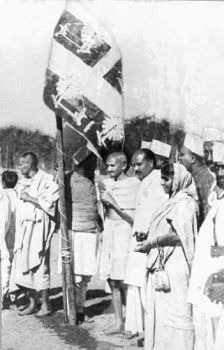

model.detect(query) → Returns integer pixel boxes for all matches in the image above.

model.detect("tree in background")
[63,114,184,171]
[0,118,184,172]
[0,126,56,171]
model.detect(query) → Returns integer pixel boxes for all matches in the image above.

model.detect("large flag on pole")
[43,1,124,324]
[43,1,124,159]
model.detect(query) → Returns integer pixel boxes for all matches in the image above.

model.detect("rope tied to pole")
[60,231,72,263]
[60,248,72,264]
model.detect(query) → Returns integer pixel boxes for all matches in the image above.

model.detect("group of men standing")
[95,129,224,350]
[1,126,224,350]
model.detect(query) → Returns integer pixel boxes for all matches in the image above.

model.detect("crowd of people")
[1,127,224,350]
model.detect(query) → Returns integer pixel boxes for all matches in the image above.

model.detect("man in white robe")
[124,148,168,339]
[10,152,58,316]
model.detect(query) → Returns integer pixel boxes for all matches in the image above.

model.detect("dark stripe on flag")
[44,69,108,125]
[59,96,107,125]
[82,96,107,123]
[54,10,111,67]
[56,96,108,135]
[103,59,123,94]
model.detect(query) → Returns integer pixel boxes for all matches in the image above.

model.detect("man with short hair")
[99,151,140,335]
[9,152,58,316]
[124,148,168,341]
[62,152,100,324]
[179,133,214,226]
[0,170,18,307]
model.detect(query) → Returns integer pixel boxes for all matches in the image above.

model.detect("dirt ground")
[2,234,141,350]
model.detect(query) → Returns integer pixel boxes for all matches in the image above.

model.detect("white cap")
[203,127,224,142]
[150,139,171,158]
[212,141,224,163]
[184,133,204,157]
[141,140,152,150]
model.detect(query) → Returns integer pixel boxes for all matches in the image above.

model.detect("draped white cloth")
[99,176,140,281]
[10,170,58,292]
[188,192,224,350]
[124,170,167,334]
[145,164,198,350]
[0,189,18,298]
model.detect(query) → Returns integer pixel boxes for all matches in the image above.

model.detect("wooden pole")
[56,113,76,326]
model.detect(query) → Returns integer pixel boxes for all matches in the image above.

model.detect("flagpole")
[56,113,76,326]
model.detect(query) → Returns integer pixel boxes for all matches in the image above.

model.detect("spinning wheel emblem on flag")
[97,116,124,147]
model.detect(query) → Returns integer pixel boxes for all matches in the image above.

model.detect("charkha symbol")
[97,115,124,147]
[55,20,106,55]
[51,75,87,126]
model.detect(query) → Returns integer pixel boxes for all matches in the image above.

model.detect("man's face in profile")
[214,163,224,190]
[204,142,214,171]
[178,145,193,172]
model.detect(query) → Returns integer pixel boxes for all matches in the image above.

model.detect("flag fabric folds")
[44,1,124,160]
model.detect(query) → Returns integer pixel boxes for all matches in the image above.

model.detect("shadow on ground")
[49,287,109,300]
[38,311,123,350]
[49,288,112,318]
[36,287,119,349]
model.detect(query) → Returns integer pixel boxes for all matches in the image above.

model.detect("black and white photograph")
[1,0,224,349]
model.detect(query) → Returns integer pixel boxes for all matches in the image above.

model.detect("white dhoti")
[70,231,97,277]
[99,218,132,281]
[125,285,146,334]
[59,230,97,311]
[58,231,97,278]
[10,248,50,292]
[124,245,147,334]
[70,231,97,311]
[10,217,52,293]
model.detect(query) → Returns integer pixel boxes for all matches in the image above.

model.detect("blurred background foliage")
[0,117,185,172]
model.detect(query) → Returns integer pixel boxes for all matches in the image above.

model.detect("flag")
[43,1,124,161]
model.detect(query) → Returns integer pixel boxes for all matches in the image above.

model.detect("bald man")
[9,152,58,316]
[99,151,140,335]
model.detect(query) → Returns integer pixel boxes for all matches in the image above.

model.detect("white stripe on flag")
[92,44,121,78]
[49,40,123,118]
[65,3,116,48]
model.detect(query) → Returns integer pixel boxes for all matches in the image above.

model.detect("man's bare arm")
[20,192,42,210]
[101,191,134,226]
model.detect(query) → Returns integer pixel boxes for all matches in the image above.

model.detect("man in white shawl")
[10,152,58,316]
[188,142,224,350]
[136,163,198,350]
[99,151,140,335]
